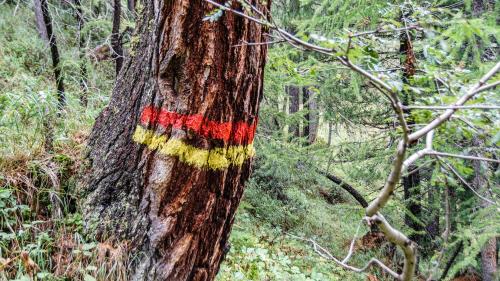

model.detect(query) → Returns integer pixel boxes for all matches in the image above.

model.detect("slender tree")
[302,87,318,144]
[472,137,497,281]
[127,0,135,14]
[111,0,123,76]
[74,0,88,106]
[33,0,49,42]
[399,8,423,245]
[40,0,65,107]
[287,85,300,137]
[83,1,270,280]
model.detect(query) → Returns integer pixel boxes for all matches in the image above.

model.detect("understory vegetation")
[1,0,499,280]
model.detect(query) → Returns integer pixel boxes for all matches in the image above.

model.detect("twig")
[403,105,500,110]
[409,62,500,142]
[438,157,497,205]
[428,151,500,163]
[350,25,421,38]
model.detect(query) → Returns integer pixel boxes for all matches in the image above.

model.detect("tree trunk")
[74,0,88,106]
[83,1,270,280]
[287,85,300,138]
[471,137,497,281]
[327,122,333,146]
[33,0,48,42]
[400,10,423,245]
[40,0,65,107]
[111,0,123,76]
[472,0,485,16]
[302,87,318,144]
[127,0,136,14]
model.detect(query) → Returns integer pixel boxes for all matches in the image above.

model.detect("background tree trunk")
[302,87,318,144]
[40,0,65,107]
[111,0,123,76]
[287,85,300,138]
[399,10,423,246]
[33,0,48,42]
[471,137,497,281]
[83,1,270,280]
[74,0,88,106]
[127,0,136,14]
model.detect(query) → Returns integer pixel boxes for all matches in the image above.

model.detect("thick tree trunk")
[33,0,48,42]
[287,85,300,137]
[83,1,269,280]
[471,137,497,281]
[40,0,65,107]
[111,0,123,76]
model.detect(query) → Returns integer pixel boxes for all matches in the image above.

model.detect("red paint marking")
[140,106,257,144]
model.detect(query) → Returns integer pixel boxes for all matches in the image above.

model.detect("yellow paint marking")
[133,126,255,170]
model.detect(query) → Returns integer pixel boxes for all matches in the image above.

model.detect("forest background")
[0,0,499,280]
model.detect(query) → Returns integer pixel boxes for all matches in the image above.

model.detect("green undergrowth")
[217,198,366,281]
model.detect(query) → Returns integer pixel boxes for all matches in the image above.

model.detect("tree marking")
[133,126,255,170]
[140,106,257,145]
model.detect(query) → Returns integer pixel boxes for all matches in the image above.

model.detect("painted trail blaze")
[133,106,257,170]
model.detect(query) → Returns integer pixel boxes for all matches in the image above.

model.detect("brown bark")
[471,137,497,281]
[40,0,65,107]
[287,85,300,137]
[111,0,123,76]
[83,1,270,280]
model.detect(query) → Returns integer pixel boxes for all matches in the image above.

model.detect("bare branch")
[409,62,500,142]
[350,25,421,38]
[429,151,500,163]
[403,104,500,110]
[288,229,401,280]
[439,157,498,205]
[367,213,417,281]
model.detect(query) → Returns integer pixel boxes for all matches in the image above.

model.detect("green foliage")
[217,209,361,281]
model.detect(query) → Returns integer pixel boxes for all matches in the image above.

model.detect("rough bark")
[287,85,300,137]
[40,0,65,107]
[471,137,497,281]
[33,0,48,42]
[111,0,123,76]
[74,0,88,106]
[83,1,270,280]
